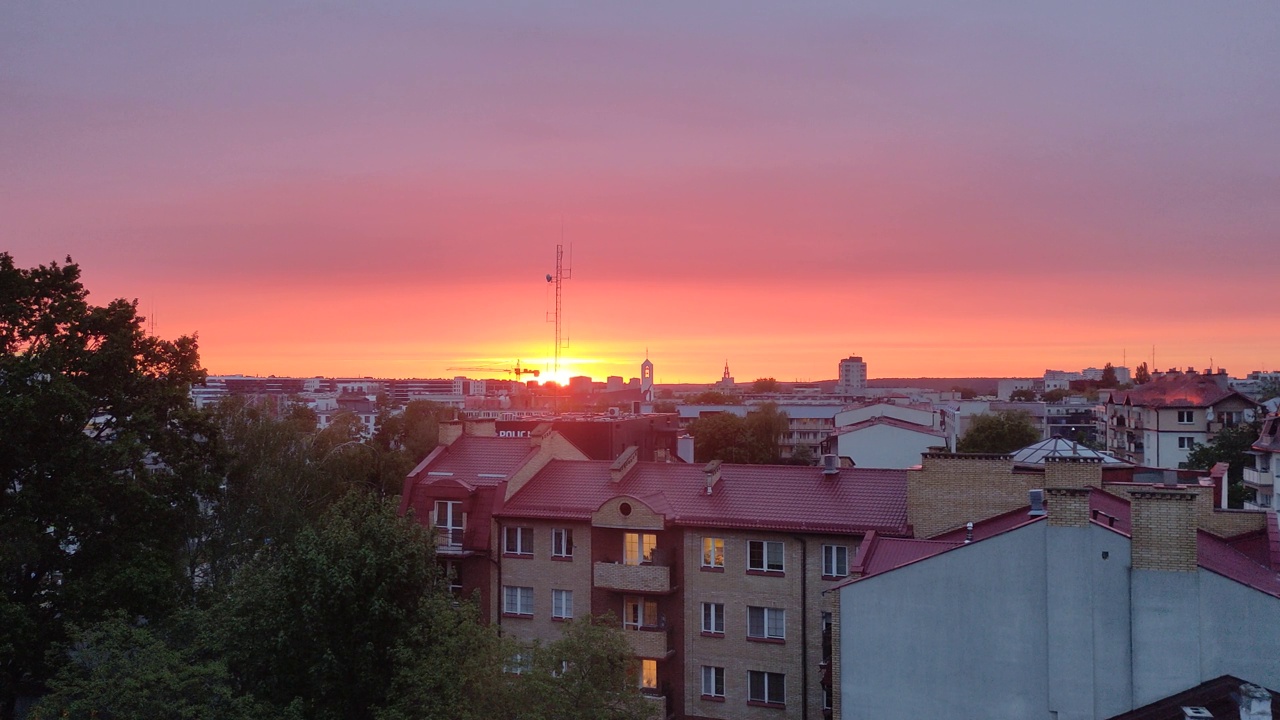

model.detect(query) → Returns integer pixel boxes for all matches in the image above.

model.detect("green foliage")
[29,615,264,720]
[1134,362,1151,385]
[212,492,452,720]
[957,411,1041,454]
[1009,388,1038,401]
[1186,420,1263,509]
[651,400,677,413]
[785,443,815,466]
[689,403,790,464]
[1101,363,1118,388]
[951,386,978,400]
[516,616,651,720]
[1042,388,1071,403]
[1,254,212,714]
[751,377,781,393]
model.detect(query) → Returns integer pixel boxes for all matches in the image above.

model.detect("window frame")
[747,540,785,574]
[747,606,786,641]
[552,588,573,620]
[502,585,533,616]
[701,665,726,700]
[822,544,849,578]
[1177,410,1195,424]
[702,537,725,570]
[551,528,573,559]
[624,532,657,566]
[747,670,786,707]
[1178,436,1197,450]
[504,526,533,556]
[701,602,725,635]
[434,500,464,547]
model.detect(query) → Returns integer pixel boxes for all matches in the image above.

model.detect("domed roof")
[1010,437,1128,466]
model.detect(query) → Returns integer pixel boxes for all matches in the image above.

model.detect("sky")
[3,2,1278,384]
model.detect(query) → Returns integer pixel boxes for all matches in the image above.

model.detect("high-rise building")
[837,356,867,394]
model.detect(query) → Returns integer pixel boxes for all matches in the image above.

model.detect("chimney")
[610,446,639,483]
[1239,683,1273,720]
[1028,489,1047,517]
[528,422,553,447]
[703,459,722,495]
[438,420,464,447]
[1181,707,1213,720]
[463,418,496,437]
[964,522,973,543]
[821,454,840,476]
[1045,487,1090,527]
[1044,455,1103,489]
[1130,489,1198,572]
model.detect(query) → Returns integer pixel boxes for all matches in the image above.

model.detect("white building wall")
[831,424,943,469]
[833,404,937,429]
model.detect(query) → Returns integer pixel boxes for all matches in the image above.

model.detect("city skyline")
[4,2,1278,384]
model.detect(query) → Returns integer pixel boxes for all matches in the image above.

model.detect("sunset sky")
[4,2,1278,384]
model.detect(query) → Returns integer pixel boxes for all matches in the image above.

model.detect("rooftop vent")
[1181,708,1213,720]
[704,459,723,495]
[964,522,974,544]
[1029,489,1047,516]
[821,454,839,476]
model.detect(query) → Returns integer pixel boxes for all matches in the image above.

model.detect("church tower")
[640,356,654,401]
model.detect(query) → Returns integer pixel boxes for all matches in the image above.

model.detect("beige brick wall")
[681,528,855,720]
[1130,490,1198,572]
[592,496,666,531]
[909,454,1035,538]
[1046,487,1090,527]
[1104,483,1267,538]
[496,519,594,645]
[1043,456,1103,489]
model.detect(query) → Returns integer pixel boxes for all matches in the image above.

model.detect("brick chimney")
[1044,456,1103,489]
[1130,489,1198,572]
[610,446,639,483]
[463,418,496,437]
[438,420,464,447]
[1045,487,1090,527]
[703,459,722,495]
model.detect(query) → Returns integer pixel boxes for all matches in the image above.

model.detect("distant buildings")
[1244,412,1280,510]
[835,356,867,395]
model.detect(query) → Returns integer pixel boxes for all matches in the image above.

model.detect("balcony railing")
[435,527,466,553]
[1243,467,1273,489]
[594,562,672,594]
[624,626,672,659]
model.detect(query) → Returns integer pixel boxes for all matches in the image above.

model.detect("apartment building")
[400,423,910,720]
[1103,370,1261,468]
[1244,413,1280,510]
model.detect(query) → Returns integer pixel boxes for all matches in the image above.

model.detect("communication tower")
[545,244,572,378]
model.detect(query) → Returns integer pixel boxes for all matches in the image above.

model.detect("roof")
[830,415,945,438]
[1106,675,1278,720]
[497,460,910,535]
[410,435,538,485]
[1010,437,1128,466]
[1111,373,1254,409]
[1252,415,1280,453]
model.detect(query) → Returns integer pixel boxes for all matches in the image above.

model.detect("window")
[702,537,725,569]
[552,528,573,558]
[1177,410,1194,424]
[701,602,725,635]
[503,585,532,616]
[748,670,785,706]
[624,596,658,629]
[434,501,464,547]
[442,559,462,595]
[822,545,848,578]
[504,526,532,555]
[640,659,658,690]
[504,652,531,674]
[701,666,725,698]
[747,540,784,573]
[624,532,657,565]
[552,589,573,619]
[1178,436,1197,450]
[747,606,785,641]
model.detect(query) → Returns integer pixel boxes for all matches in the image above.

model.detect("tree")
[1,255,210,718]
[744,403,790,464]
[685,390,740,405]
[210,491,467,720]
[1042,388,1071,403]
[1186,419,1263,509]
[1009,388,1038,402]
[688,412,751,464]
[951,386,978,400]
[751,377,780,394]
[957,411,1041,454]
[516,616,651,720]
[1101,363,1118,388]
[1134,362,1151,385]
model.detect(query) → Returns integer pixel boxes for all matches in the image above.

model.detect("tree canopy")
[957,410,1041,454]
[1186,419,1263,508]
[688,403,791,464]
[751,377,781,393]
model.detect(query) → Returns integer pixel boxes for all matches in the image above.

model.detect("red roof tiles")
[1110,373,1251,409]
[496,460,910,535]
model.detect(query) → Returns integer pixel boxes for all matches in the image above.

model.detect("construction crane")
[447,360,541,378]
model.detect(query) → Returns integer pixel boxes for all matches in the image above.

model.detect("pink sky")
[4,3,1278,383]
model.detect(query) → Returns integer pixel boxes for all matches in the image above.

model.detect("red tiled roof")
[1252,416,1280,453]
[1198,530,1280,599]
[497,460,910,535]
[1110,374,1252,409]
[1225,529,1270,568]
[855,536,963,576]
[830,415,945,438]
[411,435,538,485]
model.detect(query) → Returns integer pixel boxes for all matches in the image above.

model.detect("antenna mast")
[545,243,572,378]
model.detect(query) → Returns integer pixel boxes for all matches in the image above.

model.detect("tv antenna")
[545,242,572,378]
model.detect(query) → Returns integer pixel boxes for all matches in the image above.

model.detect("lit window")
[552,589,573,619]
[747,540,784,573]
[822,545,848,577]
[504,527,533,555]
[624,532,657,565]
[552,528,573,558]
[701,602,725,634]
[640,659,658,690]
[624,596,658,629]
[747,606,785,640]
[702,537,724,568]
[503,585,533,616]
[701,666,725,698]
[748,670,785,705]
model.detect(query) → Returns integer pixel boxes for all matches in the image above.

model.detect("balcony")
[641,692,669,720]
[435,527,467,555]
[594,562,672,594]
[1243,467,1274,489]
[624,626,673,659]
